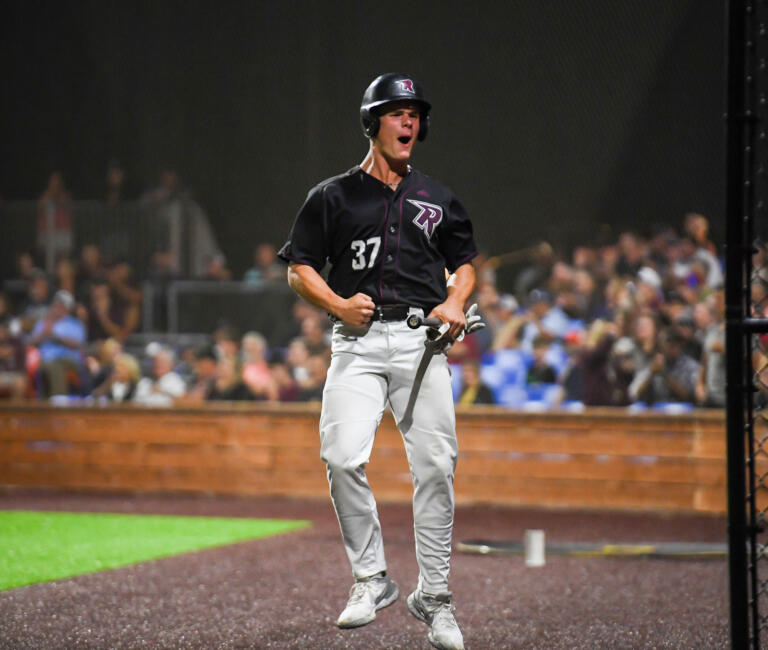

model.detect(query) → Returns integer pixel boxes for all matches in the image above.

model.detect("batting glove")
[455,303,486,342]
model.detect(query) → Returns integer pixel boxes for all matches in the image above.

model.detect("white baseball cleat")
[336,572,399,628]
[407,589,465,650]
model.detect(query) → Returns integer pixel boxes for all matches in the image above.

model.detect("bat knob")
[406,314,422,329]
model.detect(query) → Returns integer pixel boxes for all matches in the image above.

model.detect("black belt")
[328,304,418,323]
[372,304,413,322]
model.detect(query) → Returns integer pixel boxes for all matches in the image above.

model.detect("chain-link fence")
[727,0,768,646]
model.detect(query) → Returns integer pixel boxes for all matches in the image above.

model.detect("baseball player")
[278,72,479,650]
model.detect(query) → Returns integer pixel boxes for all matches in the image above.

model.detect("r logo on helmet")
[397,79,415,94]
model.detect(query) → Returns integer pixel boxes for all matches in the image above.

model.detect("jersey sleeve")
[439,194,478,273]
[277,185,328,271]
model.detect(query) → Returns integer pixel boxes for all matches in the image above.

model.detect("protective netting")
[748,0,768,643]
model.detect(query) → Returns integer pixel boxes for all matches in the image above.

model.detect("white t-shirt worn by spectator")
[134,371,186,406]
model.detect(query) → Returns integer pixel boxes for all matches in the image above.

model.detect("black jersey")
[278,165,477,313]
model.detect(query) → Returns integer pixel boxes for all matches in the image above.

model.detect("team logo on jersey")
[397,79,415,94]
[408,199,443,239]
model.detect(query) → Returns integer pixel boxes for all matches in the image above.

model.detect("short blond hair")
[115,353,140,382]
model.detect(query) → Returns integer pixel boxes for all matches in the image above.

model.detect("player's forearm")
[287,263,344,317]
[445,263,476,308]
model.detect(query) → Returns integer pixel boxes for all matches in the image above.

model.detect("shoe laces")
[432,602,459,630]
[348,580,374,605]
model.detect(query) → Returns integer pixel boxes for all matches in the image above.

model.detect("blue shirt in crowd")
[33,316,86,363]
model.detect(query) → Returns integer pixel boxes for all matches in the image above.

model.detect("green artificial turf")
[0,510,310,590]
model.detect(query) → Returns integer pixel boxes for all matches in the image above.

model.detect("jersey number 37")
[351,236,381,270]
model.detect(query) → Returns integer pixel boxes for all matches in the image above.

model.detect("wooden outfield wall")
[0,403,735,514]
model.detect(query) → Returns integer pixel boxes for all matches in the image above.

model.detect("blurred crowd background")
[0,166,726,412]
[0,2,728,412]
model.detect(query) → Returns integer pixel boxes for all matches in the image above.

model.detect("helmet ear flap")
[417,113,429,142]
[360,108,379,139]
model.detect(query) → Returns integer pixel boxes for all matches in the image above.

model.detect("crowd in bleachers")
[450,212,726,411]
[1,179,728,411]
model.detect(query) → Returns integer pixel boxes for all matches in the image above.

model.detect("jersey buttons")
[386,254,393,262]
[389,225,397,234]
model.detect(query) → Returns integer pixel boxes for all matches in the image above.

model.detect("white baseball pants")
[319,312,458,596]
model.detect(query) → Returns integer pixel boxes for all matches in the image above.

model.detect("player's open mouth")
[398,136,412,144]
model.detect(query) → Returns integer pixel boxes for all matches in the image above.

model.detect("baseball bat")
[406,314,443,330]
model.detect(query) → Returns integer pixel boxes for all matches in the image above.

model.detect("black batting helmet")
[360,73,431,141]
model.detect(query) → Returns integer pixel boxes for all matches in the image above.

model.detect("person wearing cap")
[629,328,700,405]
[518,287,570,352]
[30,290,86,396]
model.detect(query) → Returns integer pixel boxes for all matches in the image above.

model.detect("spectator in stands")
[269,361,299,402]
[671,311,702,361]
[134,345,186,406]
[569,268,603,322]
[608,336,638,406]
[596,244,619,284]
[286,338,311,384]
[213,324,240,364]
[695,292,726,408]
[181,345,219,402]
[0,318,27,399]
[573,320,619,406]
[102,261,141,340]
[30,290,86,396]
[526,336,557,384]
[201,253,232,281]
[54,257,76,295]
[629,329,700,405]
[37,171,73,263]
[91,353,140,402]
[85,337,122,391]
[632,313,660,370]
[295,354,328,402]
[557,330,586,403]
[615,232,645,278]
[671,235,723,292]
[489,294,525,352]
[276,299,323,348]
[473,287,513,356]
[300,314,330,358]
[572,245,598,273]
[518,288,571,351]
[206,356,253,401]
[634,266,664,312]
[684,212,717,256]
[660,291,689,330]
[647,226,678,276]
[83,277,138,343]
[457,361,495,405]
[14,251,38,284]
[243,243,284,286]
[74,244,105,304]
[16,268,51,336]
[547,261,574,299]
[107,259,142,308]
[241,331,276,400]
